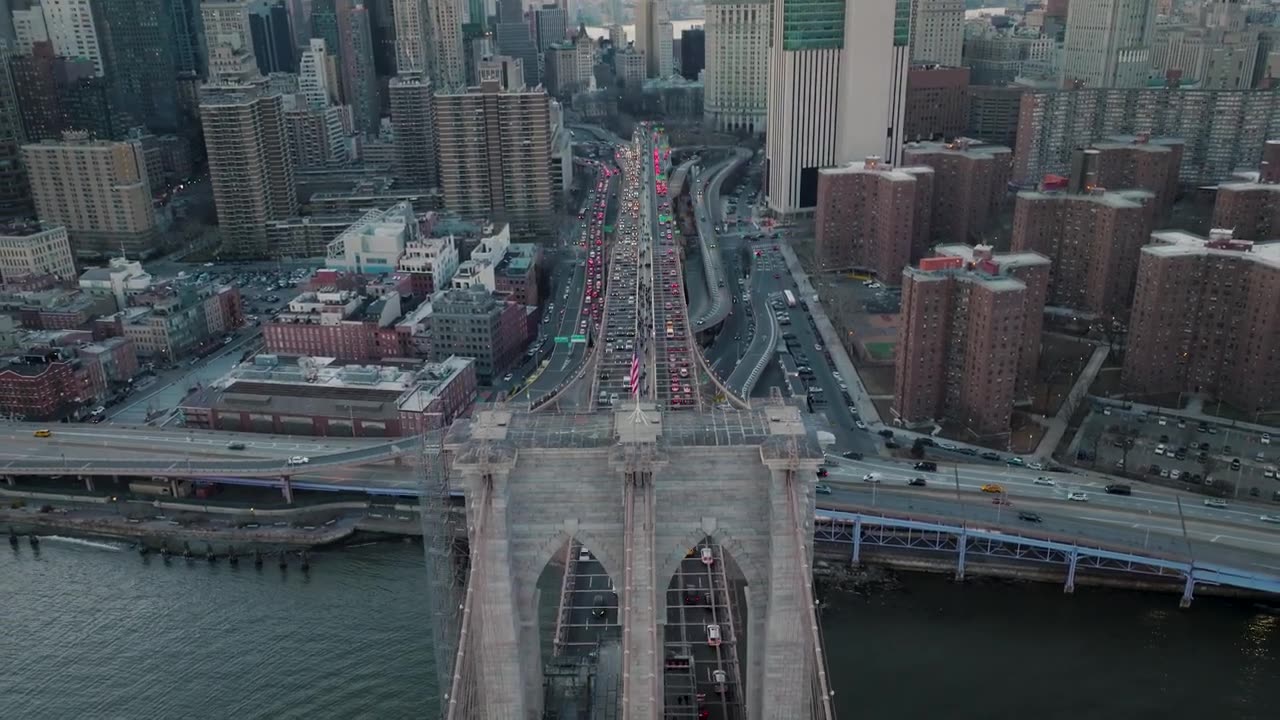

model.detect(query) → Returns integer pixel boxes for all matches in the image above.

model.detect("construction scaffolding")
[418,429,472,717]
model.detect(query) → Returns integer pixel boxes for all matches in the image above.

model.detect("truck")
[783,290,797,307]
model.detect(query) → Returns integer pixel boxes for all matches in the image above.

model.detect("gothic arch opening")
[661,535,750,719]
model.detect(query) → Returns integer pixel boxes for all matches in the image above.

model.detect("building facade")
[894,245,1050,440]
[12,0,105,75]
[97,0,180,131]
[813,157,933,282]
[703,0,769,135]
[1011,188,1155,317]
[909,0,962,67]
[1213,182,1280,242]
[903,65,969,143]
[22,134,159,258]
[1012,87,1280,187]
[200,83,298,256]
[429,285,526,380]
[434,80,553,240]
[1059,0,1156,89]
[901,140,1011,248]
[765,0,909,214]
[0,223,76,281]
[1122,230,1280,413]
[390,73,438,189]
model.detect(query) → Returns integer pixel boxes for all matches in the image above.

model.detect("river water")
[4,538,1279,719]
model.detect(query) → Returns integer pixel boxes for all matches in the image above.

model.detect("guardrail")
[726,290,779,398]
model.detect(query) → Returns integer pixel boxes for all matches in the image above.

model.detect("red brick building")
[1011,188,1156,317]
[902,140,1011,247]
[1067,136,1183,216]
[893,246,1051,442]
[904,66,970,143]
[1122,230,1280,413]
[1213,182,1280,242]
[814,158,934,283]
[0,350,98,420]
[263,288,421,362]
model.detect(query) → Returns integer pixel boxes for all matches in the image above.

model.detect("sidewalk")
[1095,396,1279,435]
[1032,344,1110,459]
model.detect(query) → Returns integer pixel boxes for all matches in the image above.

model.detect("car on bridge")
[1017,511,1043,523]
[1033,476,1056,486]
[706,624,722,647]
[862,473,881,484]
[33,429,51,438]
[980,483,1004,493]
[1066,491,1089,502]
[815,483,832,495]
[907,478,927,487]
[287,456,309,465]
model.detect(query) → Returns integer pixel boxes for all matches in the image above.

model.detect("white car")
[1033,476,1056,486]
[1263,433,1272,445]
[1028,462,1044,470]
[287,456,309,466]
[939,443,958,451]
[1204,499,1228,509]
[855,420,868,430]
[1066,491,1089,502]
[862,473,881,484]
[1260,515,1280,524]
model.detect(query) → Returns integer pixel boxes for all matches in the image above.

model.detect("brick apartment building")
[0,349,99,420]
[1212,139,1280,241]
[814,158,934,283]
[902,140,1011,247]
[893,245,1051,441]
[114,284,244,363]
[1066,136,1183,216]
[1122,230,1280,413]
[494,243,543,306]
[904,66,970,143]
[1011,188,1156,317]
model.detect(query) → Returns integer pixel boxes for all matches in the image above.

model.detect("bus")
[783,290,797,307]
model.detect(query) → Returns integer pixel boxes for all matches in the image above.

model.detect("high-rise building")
[1213,184,1280,242]
[1011,188,1155,317]
[0,52,32,221]
[614,45,646,89]
[813,157,933,281]
[479,54,525,91]
[434,78,553,239]
[283,94,348,168]
[200,82,297,255]
[635,0,673,79]
[167,0,207,77]
[1011,87,1280,187]
[703,0,769,135]
[495,0,540,87]
[22,133,160,257]
[98,0,181,131]
[11,0,106,76]
[299,38,340,109]
[366,0,398,77]
[1123,230,1280,413]
[430,0,466,89]
[1066,137,1183,216]
[337,0,380,133]
[310,0,341,61]
[201,0,255,58]
[901,140,1011,247]
[9,42,67,143]
[680,26,704,80]
[909,0,962,67]
[389,73,437,188]
[393,0,430,74]
[1060,0,1156,88]
[1152,21,1258,90]
[765,0,910,214]
[893,245,1050,440]
[534,4,568,52]
[249,0,295,74]
[903,65,968,142]
[0,223,77,281]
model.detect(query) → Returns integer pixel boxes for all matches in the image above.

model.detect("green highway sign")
[604,224,614,233]
[554,336,569,344]
[570,334,588,343]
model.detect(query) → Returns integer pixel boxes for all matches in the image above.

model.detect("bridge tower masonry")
[445,402,826,719]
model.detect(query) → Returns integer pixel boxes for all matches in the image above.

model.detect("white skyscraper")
[909,0,963,67]
[1060,0,1156,88]
[766,0,910,214]
[656,12,673,78]
[430,0,466,89]
[201,0,256,56]
[12,0,105,75]
[635,0,672,78]
[299,38,338,109]
[705,0,770,135]
[393,0,431,75]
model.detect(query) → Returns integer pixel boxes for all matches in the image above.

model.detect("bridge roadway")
[7,421,1280,575]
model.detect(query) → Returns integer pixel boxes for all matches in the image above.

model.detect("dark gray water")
[4,537,1278,719]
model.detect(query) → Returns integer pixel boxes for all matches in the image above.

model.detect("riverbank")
[0,488,422,553]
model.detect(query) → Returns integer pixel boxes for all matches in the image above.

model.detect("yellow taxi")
[33,429,52,438]
[980,483,1004,494]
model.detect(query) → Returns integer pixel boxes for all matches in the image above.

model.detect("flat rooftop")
[1016,188,1154,209]
[1146,231,1280,269]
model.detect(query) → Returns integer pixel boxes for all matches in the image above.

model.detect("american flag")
[629,351,641,396]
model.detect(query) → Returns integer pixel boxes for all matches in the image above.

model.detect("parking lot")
[1079,406,1280,501]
